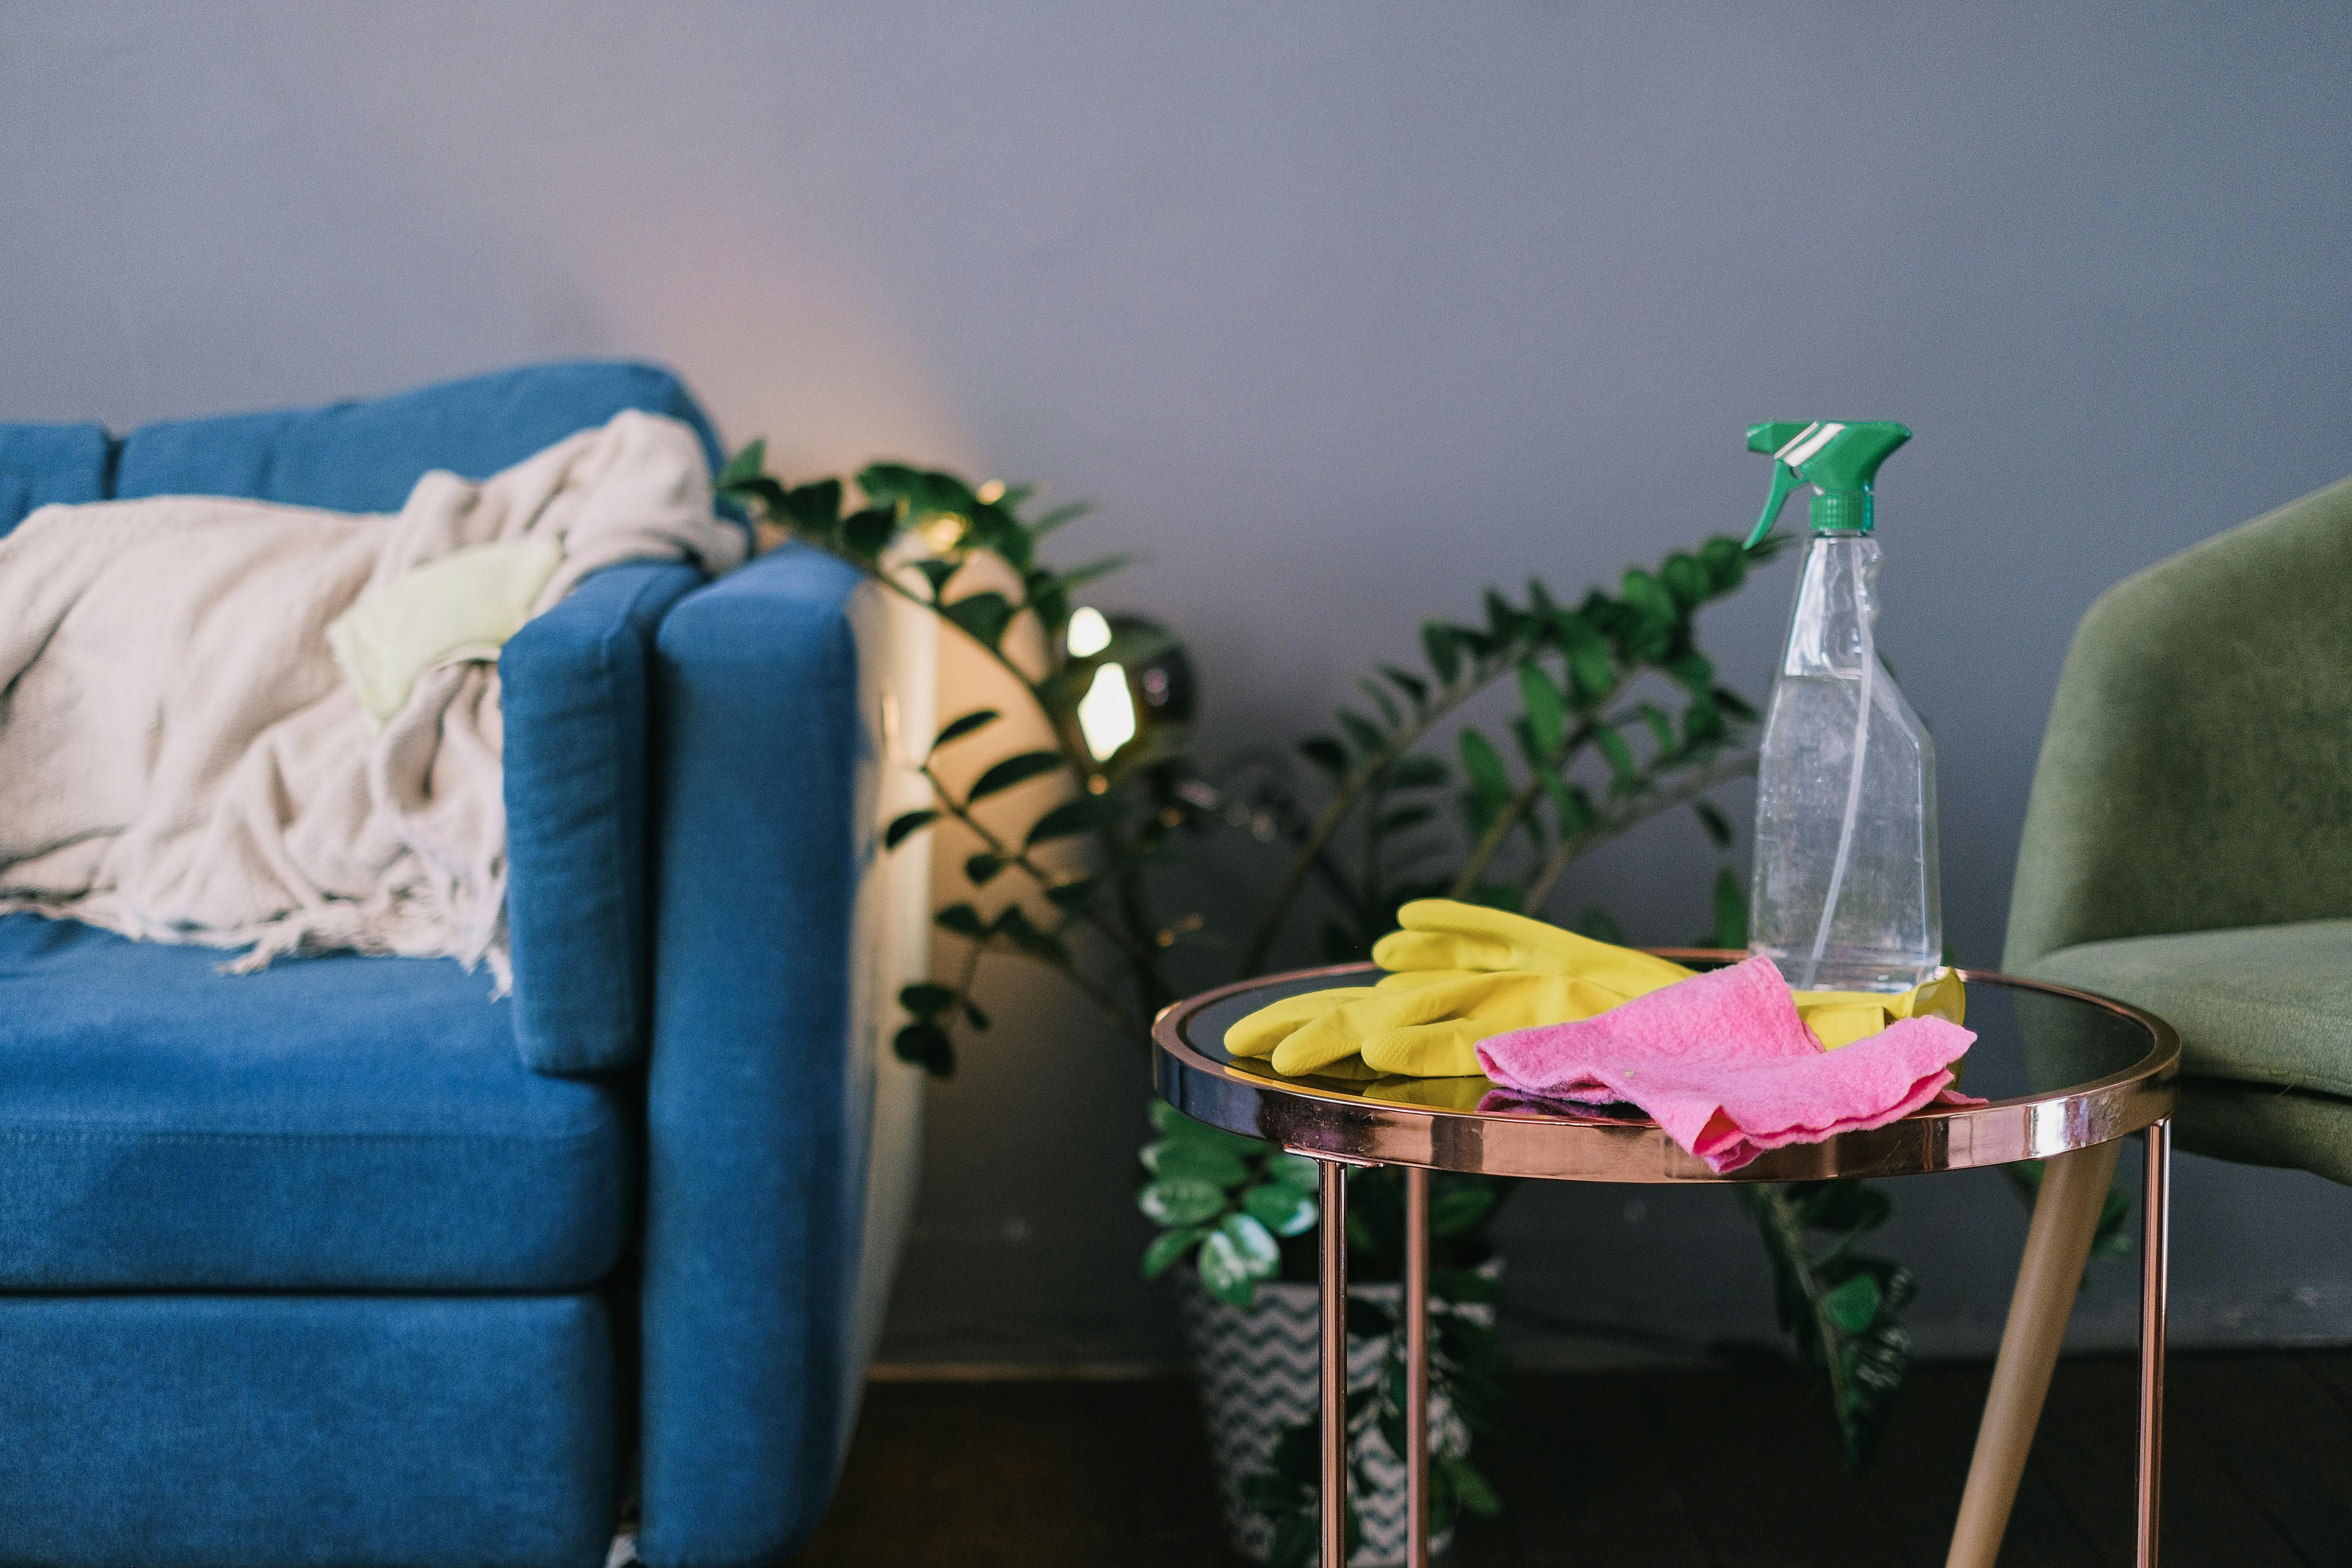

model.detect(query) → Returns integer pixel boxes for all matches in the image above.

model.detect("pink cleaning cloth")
[1474,953,1981,1174]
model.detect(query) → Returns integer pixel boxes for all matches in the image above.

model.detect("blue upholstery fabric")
[114,360,727,512]
[0,420,109,536]
[0,913,628,1289]
[503,560,704,1073]
[0,1292,614,1568]
[640,544,868,1568]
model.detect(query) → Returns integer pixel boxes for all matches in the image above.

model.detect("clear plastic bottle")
[1749,532,1941,991]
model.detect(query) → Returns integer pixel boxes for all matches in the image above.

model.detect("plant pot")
[1179,1260,1500,1566]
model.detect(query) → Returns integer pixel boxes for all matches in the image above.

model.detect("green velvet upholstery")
[2007,474,2352,1182]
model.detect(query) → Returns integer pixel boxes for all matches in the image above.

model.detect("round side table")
[1152,956,2179,1568]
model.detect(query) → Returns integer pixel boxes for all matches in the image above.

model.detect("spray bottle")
[1743,421,1941,993]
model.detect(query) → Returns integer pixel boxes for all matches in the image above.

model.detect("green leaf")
[930,709,1000,752]
[1336,707,1386,757]
[1243,1181,1319,1237]
[968,751,1065,801]
[1379,663,1429,708]
[1024,798,1100,847]
[1823,1271,1882,1334]
[893,1021,954,1076]
[1621,567,1678,625]
[1429,1182,1498,1238]
[1701,535,1748,591]
[942,590,1016,649]
[1054,553,1135,592]
[961,997,992,1030]
[1517,661,1568,758]
[964,852,1007,886]
[1029,500,1092,537]
[898,981,958,1019]
[782,478,844,533]
[1044,878,1098,913]
[1138,1177,1228,1228]
[1145,1140,1251,1187]
[992,904,1072,963]
[1356,677,1401,727]
[1147,1101,1270,1154]
[1574,906,1627,945]
[1594,727,1639,792]
[934,903,990,939]
[1660,551,1709,609]
[1705,864,1749,949]
[1217,1212,1281,1277]
[1694,799,1734,848]
[1421,621,1462,684]
[1197,1228,1259,1305]
[1795,1179,1893,1235]
[1429,1267,1505,1304]
[912,556,959,600]
[1378,802,1436,835]
[1299,735,1350,780]
[841,504,898,559]
[1439,1454,1503,1519]
[1638,702,1677,754]
[1347,1296,1395,1338]
[1458,729,1513,817]
[1266,1152,1323,1191]
[883,809,939,850]
[1387,751,1447,789]
[1268,1512,1317,1568]
[717,439,767,489]
[1142,1224,1211,1280]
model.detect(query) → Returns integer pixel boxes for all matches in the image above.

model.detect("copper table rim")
[1151,952,2181,1184]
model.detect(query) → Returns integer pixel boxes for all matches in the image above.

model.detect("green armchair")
[2007,472,2352,1183]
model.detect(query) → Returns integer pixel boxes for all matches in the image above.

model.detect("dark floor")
[792,1352,2352,1567]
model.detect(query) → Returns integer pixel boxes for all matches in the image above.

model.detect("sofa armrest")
[501,560,704,1075]
[638,543,904,1567]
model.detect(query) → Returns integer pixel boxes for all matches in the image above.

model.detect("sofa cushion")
[0,420,109,537]
[2024,917,2352,1100]
[0,913,629,1290]
[0,1293,614,1568]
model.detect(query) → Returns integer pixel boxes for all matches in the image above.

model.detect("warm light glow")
[1076,662,1137,760]
[1066,606,1112,658]
[921,513,967,553]
[975,479,1006,505]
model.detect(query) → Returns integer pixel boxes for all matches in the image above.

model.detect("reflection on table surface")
[1183,965,2160,1124]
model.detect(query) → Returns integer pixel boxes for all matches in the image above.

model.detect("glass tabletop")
[1152,954,2179,1183]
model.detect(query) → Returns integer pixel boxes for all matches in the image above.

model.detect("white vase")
[1178,1262,1499,1566]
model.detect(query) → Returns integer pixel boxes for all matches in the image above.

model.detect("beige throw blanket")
[0,409,747,979]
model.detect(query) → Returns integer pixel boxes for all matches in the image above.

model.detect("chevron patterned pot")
[1179,1261,1499,1565]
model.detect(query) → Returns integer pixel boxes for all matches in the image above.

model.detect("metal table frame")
[1153,958,2179,1568]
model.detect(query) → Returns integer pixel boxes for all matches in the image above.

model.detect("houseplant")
[715,447,1943,1560]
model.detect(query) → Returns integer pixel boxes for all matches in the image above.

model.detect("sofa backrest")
[0,361,731,1073]
[0,423,109,537]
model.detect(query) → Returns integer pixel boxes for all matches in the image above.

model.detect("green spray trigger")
[1743,420,1912,548]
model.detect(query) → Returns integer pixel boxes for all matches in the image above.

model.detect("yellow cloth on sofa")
[1227,898,1965,1078]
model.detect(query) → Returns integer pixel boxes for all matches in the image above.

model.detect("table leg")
[2138,1118,2170,1568]
[1947,1139,2121,1568]
[1320,1159,1349,1568]
[1404,1165,1430,1568]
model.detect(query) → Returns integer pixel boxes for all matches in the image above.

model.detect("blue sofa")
[0,363,932,1567]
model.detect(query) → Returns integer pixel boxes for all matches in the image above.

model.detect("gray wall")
[8,2,2352,1367]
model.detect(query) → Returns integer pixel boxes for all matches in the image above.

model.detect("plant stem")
[1516,752,1759,916]
[1751,1186,1858,1425]
[918,760,1162,970]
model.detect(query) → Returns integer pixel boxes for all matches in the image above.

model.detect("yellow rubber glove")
[1228,899,1965,1078]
